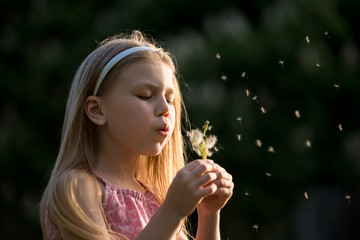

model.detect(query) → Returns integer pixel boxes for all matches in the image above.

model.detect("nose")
[156,96,170,117]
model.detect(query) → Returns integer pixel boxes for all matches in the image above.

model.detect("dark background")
[1,0,359,239]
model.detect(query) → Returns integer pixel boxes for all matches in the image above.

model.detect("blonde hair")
[40,31,189,239]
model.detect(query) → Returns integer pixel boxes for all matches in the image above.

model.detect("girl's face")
[101,60,176,157]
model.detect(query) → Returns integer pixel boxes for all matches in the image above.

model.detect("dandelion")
[345,194,351,204]
[267,146,275,153]
[236,116,243,125]
[221,74,227,81]
[215,53,221,60]
[278,59,285,68]
[305,35,310,44]
[304,192,309,199]
[338,124,343,131]
[252,224,259,233]
[236,134,242,141]
[256,139,262,147]
[187,120,218,159]
[294,110,301,118]
[305,140,312,148]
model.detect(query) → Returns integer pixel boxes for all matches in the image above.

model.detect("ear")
[85,96,106,126]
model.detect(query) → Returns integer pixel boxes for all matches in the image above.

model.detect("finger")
[185,159,214,172]
[191,172,218,189]
[208,178,234,189]
[195,183,217,199]
[190,162,217,178]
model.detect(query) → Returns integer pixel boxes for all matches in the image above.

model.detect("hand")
[163,159,219,219]
[197,162,234,217]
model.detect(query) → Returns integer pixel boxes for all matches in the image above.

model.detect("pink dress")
[45,173,160,240]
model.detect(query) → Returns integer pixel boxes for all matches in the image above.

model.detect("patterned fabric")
[45,173,160,240]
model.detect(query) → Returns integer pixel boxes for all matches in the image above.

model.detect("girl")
[40,30,234,240]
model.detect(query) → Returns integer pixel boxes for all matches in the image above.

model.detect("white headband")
[93,46,156,96]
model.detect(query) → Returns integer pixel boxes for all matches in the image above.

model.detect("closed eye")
[137,95,152,100]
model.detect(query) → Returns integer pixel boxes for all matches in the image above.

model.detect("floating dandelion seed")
[236,134,242,141]
[305,35,310,44]
[244,192,250,196]
[304,192,309,199]
[305,140,312,148]
[338,124,343,131]
[241,71,246,78]
[278,59,285,68]
[316,63,321,67]
[215,53,221,60]
[345,194,351,204]
[260,106,267,114]
[252,95,258,101]
[221,74,227,81]
[324,31,330,38]
[245,89,250,96]
[256,139,263,147]
[236,116,243,125]
[267,146,275,153]
[187,121,218,159]
[294,110,301,118]
[252,224,259,233]
[334,83,340,92]
[265,172,272,181]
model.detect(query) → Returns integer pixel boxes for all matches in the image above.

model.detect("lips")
[156,123,170,136]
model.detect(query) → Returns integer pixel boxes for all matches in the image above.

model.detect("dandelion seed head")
[206,135,217,149]
[187,129,203,146]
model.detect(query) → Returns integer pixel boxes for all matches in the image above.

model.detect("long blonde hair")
[40,31,188,239]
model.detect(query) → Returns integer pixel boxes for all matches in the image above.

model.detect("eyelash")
[137,95,174,104]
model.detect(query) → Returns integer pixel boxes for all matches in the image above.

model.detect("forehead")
[115,60,175,89]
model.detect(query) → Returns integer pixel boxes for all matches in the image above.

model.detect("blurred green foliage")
[1,0,359,239]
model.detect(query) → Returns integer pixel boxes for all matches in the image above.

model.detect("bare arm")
[195,163,234,240]
[135,160,219,240]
